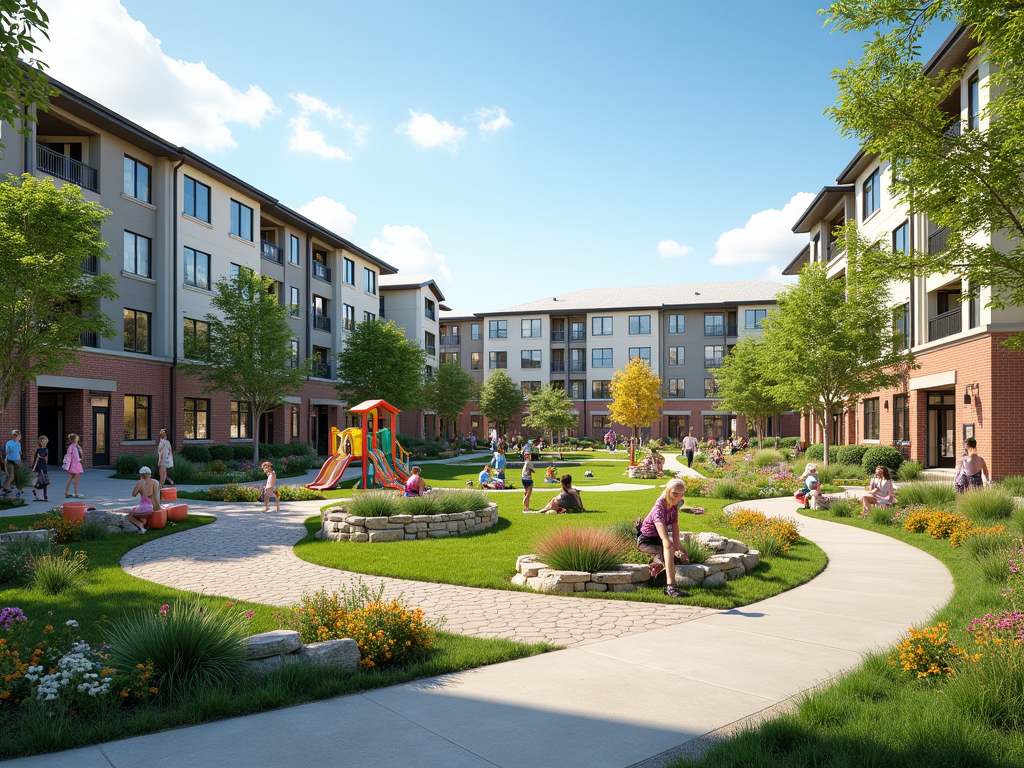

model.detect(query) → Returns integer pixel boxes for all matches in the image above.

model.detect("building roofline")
[791,185,855,232]
[782,244,811,276]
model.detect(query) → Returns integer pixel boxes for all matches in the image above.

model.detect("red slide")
[306,454,352,491]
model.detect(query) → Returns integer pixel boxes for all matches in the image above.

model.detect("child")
[261,461,279,513]
[795,463,821,509]
[32,435,49,502]
[478,464,496,489]
[521,452,536,511]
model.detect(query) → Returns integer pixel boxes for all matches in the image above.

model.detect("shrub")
[725,507,800,555]
[834,445,869,467]
[679,476,706,497]
[818,464,864,484]
[233,444,255,462]
[103,597,250,698]
[168,456,198,485]
[945,634,1024,731]
[276,485,325,502]
[287,441,313,457]
[779,437,799,448]
[208,444,234,462]
[903,509,972,540]
[31,547,87,595]
[861,445,904,474]
[178,444,212,463]
[980,553,1011,583]
[958,527,1011,558]
[957,487,1016,521]
[804,444,824,461]
[828,499,856,518]
[888,623,968,678]
[430,489,490,514]
[207,460,228,475]
[0,539,48,586]
[753,449,784,469]
[223,485,260,502]
[869,507,894,525]
[680,537,712,564]
[535,526,627,573]
[347,490,400,517]
[80,518,112,541]
[708,481,742,499]
[115,453,141,475]
[29,510,81,544]
[898,482,956,508]
[897,460,923,481]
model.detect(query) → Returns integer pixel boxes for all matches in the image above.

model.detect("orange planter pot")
[165,503,188,522]
[145,508,167,530]
[61,502,87,521]
[160,487,178,501]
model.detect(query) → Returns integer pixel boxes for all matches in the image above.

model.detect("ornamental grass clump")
[897,460,923,481]
[348,490,400,517]
[828,499,856,518]
[708,481,742,500]
[897,482,956,508]
[1000,476,1024,497]
[957,487,1017,522]
[31,548,87,596]
[0,540,47,587]
[956,527,1011,556]
[944,613,1024,731]
[869,506,894,526]
[753,449,784,469]
[680,537,712,565]
[888,622,969,679]
[400,495,439,516]
[431,489,489,514]
[534,526,627,573]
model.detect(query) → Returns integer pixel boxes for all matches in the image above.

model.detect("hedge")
[862,445,905,474]
[804,443,825,461]
[834,445,869,467]
[178,444,212,463]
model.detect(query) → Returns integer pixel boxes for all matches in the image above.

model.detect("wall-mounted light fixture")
[964,383,980,405]
[883,399,889,411]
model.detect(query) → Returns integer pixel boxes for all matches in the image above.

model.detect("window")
[570,321,585,341]
[312,346,331,378]
[123,308,150,354]
[668,415,689,439]
[471,323,481,341]
[123,394,151,440]
[704,345,725,368]
[183,176,210,222]
[629,315,650,335]
[312,295,327,317]
[704,313,724,336]
[183,317,210,360]
[489,351,507,369]
[521,350,541,369]
[471,352,482,370]
[862,168,880,219]
[440,352,460,365]
[893,221,909,254]
[894,394,909,442]
[338,257,352,285]
[424,331,436,356]
[668,347,684,366]
[183,398,209,440]
[425,298,436,321]
[668,314,684,334]
[343,304,355,331]
[287,339,299,368]
[628,347,651,363]
[521,381,542,395]
[488,320,507,339]
[312,250,331,282]
[289,286,300,317]
[230,400,251,439]
[969,282,981,329]
[229,263,254,285]
[703,378,718,398]
[894,303,910,350]
[864,398,880,440]
[288,406,299,439]
[425,365,433,380]
[668,379,684,397]
[592,380,611,399]
[569,348,586,371]
[968,72,980,131]
[521,318,542,338]
[364,267,377,294]
[123,231,151,277]
[592,316,613,336]
[123,156,150,202]
[592,415,611,430]
[550,380,565,390]
[181,247,210,290]
[229,200,253,241]
[592,348,613,368]
[363,311,376,323]
[569,380,585,400]
[703,415,725,440]
[289,235,301,265]
[745,309,767,329]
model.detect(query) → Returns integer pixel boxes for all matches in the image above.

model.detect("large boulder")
[243,630,302,660]
[298,639,360,672]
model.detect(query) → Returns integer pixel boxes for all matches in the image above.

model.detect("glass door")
[91,394,110,466]
[926,392,956,468]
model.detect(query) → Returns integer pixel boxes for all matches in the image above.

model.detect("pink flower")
[159,604,169,615]
[245,611,254,619]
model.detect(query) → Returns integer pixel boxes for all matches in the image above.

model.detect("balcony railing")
[928,226,950,255]
[826,240,847,263]
[441,335,461,346]
[705,357,724,369]
[550,360,565,373]
[570,330,586,341]
[260,240,284,264]
[311,361,332,379]
[944,121,962,139]
[37,145,99,192]
[928,308,961,342]
[569,361,586,373]
[550,330,566,342]
[312,261,332,282]
[312,313,332,332]
[81,255,99,275]
[80,331,99,348]
[704,325,724,337]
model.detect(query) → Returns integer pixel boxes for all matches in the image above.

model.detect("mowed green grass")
[294,489,827,609]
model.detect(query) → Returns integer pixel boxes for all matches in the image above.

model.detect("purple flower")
[0,606,27,630]
[245,611,254,619]
[159,604,169,615]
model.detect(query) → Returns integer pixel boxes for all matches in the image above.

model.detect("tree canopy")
[608,357,663,464]
[335,320,426,412]
[478,371,522,437]
[713,337,786,445]
[0,174,117,415]
[522,385,579,443]
[424,362,475,439]
[0,1,51,148]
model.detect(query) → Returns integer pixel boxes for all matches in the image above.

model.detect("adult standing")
[493,446,507,480]
[63,433,84,498]
[470,434,477,451]
[521,451,536,511]
[157,428,175,489]
[681,428,698,469]
[955,437,990,493]
[3,429,21,496]
[605,429,615,453]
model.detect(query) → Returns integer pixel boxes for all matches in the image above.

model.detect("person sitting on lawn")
[795,463,821,509]
[636,478,693,598]
[127,466,161,535]
[544,463,558,483]
[404,466,427,497]
[478,464,497,489]
[538,474,584,514]
[711,446,726,467]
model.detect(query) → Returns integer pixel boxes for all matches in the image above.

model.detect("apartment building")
[0,77,397,467]
[784,25,1024,477]
[439,282,793,442]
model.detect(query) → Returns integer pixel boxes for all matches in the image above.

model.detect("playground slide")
[365,449,405,490]
[306,454,352,491]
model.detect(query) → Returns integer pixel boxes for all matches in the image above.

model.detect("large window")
[229,200,253,241]
[183,398,209,440]
[123,308,150,354]
[893,220,909,254]
[488,320,507,339]
[894,303,910,350]
[862,168,880,219]
[471,323,481,341]
[668,415,689,440]
[521,318,541,338]
[668,346,684,366]
[287,339,299,368]
[668,314,684,334]
[628,315,650,335]
[592,415,610,430]
[521,381,542,395]
[592,348,613,368]
[363,267,377,294]
[289,235,301,265]
[569,380,585,400]
[592,316,613,336]
[704,313,724,336]
[592,380,611,399]
[704,378,718,398]
[668,378,684,397]
[968,72,980,131]
[628,347,651,363]
[570,321,585,340]
[289,286,301,317]
[183,247,210,290]
[343,303,355,331]
[703,415,726,440]
[521,350,542,369]
[864,398,880,440]
[424,331,436,356]
[894,394,909,443]
[425,298,436,321]
[489,351,507,369]
[123,231,151,278]
[569,348,586,371]
[704,345,725,368]
[343,257,355,285]
[183,317,209,360]
[471,352,482,370]
[123,156,150,202]
[183,176,211,222]
[744,309,767,330]
[440,352,460,365]
[230,400,251,439]
[124,395,151,440]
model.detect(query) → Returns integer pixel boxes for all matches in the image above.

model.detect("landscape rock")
[695,532,728,552]
[551,570,591,584]
[591,571,633,584]
[298,639,360,672]
[243,630,302,660]
[511,573,528,586]
[703,571,727,587]
[585,582,608,591]
[363,517,389,530]
[521,562,551,579]
[368,528,404,543]
[742,550,760,572]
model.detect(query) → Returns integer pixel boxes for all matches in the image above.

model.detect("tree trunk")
[820,407,830,467]
[630,426,638,466]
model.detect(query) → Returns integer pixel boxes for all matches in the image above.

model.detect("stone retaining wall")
[317,502,499,543]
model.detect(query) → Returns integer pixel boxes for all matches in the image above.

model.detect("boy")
[261,461,279,513]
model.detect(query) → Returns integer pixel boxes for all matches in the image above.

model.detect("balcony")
[312,261,332,283]
[928,226,950,255]
[705,357,724,369]
[826,240,846,263]
[550,360,565,373]
[36,145,99,192]
[550,330,566,342]
[570,330,586,341]
[312,313,332,332]
[441,335,461,346]
[80,331,99,348]
[311,361,332,379]
[569,361,586,373]
[944,121,962,139]
[81,255,99,275]
[260,240,284,265]
[928,308,961,342]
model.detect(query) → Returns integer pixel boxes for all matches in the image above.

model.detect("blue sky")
[37,1,950,311]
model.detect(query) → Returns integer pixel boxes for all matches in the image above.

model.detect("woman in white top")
[156,428,174,489]
[860,465,895,518]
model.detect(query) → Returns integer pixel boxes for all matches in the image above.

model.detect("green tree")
[478,370,522,437]
[825,1,1024,347]
[335,319,426,412]
[179,269,307,464]
[0,1,51,148]
[608,357,664,465]
[522,385,579,444]
[424,361,475,439]
[0,174,116,414]
[713,337,786,446]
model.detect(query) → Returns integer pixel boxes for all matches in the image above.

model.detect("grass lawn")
[294,489,827,609]
[670,507,1024,768]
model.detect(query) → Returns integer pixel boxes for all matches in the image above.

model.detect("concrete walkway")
[6,488,953,768]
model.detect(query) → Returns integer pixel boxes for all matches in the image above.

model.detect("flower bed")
[317,503,499,542]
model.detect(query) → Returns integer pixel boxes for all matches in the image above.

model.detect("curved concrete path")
[10,492,953,768]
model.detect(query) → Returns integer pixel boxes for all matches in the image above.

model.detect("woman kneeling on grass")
[127,466,161,535]
[637,478,698,598]
[537,474,584,514]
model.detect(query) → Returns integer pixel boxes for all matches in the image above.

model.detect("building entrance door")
[926,391,957,468]
[91,393,110,466]
[259,411,275,445]
[37,392,65,465]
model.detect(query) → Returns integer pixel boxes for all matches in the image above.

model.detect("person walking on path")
[260,461,280,512]
[681,429,698,469]
[404,466,426,497]
[31,435,49,502]
[156,428,175,489]
[127,466,161,534]
[955,437,990,493]
[3,429,22,496]
[521,452,536,511]
[63,433,84,498]
[860,465,895,518]
[636,478,694,598]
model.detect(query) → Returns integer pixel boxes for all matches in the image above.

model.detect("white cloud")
[297,197,357,239]
[397,110,467,151]
[473,107,513,134]
[656,239,694,258]
[370,225,453,281]
[761,264,798,284]
[37,0,276,151]
[287,93,369,160]
[710,192,815,266]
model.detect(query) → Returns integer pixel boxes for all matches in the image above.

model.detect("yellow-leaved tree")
[608,358,664,466]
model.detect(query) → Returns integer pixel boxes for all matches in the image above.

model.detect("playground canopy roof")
[348,399,401,416]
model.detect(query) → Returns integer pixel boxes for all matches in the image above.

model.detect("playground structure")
[305,399,412,491]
